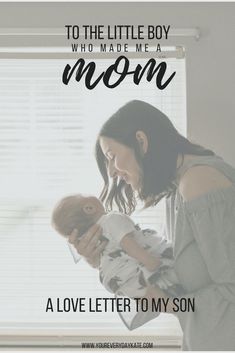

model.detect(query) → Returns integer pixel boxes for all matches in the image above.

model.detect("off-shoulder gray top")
[165,154,235,350]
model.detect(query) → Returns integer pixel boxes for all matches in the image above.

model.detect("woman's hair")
[95,100,214,214]
[51,195,95,237]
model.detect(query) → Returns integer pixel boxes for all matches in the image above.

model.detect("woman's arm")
[120,233,161,271]
[174,165,235,350]
[101,212,162,271]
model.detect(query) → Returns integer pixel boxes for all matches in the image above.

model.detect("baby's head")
[51,194,105,238]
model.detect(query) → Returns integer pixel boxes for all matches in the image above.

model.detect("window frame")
[0,51,185,346]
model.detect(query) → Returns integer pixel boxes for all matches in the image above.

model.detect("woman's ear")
[136,130,148,154]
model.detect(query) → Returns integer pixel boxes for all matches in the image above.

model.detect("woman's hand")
[68,224,108,268]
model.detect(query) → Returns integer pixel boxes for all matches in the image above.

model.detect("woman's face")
[99,136,142,190]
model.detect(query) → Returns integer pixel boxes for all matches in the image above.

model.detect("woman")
[69,100,235,350]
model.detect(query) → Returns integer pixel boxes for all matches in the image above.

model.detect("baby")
[51,194,182,299]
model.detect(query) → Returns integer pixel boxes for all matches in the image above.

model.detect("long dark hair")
[95,100,214,214]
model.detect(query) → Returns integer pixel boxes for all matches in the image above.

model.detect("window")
[0,55,185,344]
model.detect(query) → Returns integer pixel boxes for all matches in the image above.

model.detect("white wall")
[0,2,234,164]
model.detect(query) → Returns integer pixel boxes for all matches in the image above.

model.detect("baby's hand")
[144,255,161,272]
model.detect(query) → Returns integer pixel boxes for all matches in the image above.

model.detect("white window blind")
[0,57,185,338]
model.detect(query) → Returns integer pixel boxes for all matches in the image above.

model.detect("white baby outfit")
[98,212,182,298]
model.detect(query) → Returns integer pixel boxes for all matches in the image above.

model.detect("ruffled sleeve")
[176,187,235,350]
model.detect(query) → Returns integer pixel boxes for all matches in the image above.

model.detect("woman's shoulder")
[178,160,233,202]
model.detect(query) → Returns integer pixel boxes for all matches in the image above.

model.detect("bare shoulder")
[179,165,233,202]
